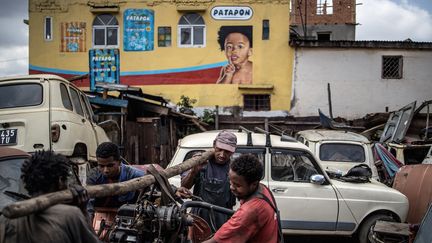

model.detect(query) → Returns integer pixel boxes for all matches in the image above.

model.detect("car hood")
[322,162,365,175]
[331,179,409,222]
[332,179,407,202]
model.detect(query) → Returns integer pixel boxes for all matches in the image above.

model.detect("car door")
[267,148,339,232]
[67,86,97,156]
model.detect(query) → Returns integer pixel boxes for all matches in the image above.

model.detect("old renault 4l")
[296,129,379,180]
[167,130,408,243]
[0,75,110,183]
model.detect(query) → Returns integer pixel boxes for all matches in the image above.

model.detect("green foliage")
[177,95,197,115]
[200,109,215,125]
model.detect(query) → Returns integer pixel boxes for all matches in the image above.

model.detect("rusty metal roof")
[290,39,432,50]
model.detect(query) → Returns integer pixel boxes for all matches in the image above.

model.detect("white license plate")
[0,129,17,145]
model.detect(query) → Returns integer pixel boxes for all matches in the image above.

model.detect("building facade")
[29,0,293,112]
[290,40,432,119]
[290,0,356,40]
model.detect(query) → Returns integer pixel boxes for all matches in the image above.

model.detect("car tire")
[358,214,394,243]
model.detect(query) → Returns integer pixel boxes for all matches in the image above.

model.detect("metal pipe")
[180,201,235,216]
[425,104,430,141]
[327,83,333,119]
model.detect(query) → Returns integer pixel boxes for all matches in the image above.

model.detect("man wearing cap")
[181,130,238,231]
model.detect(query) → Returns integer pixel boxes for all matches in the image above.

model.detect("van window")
[59,83,73,111]
[320,143,365,162]
[271,149,318,182]
[297,136,304,143]
[69,88,84,116]
[79,94,91,119]
[0,84,42,109]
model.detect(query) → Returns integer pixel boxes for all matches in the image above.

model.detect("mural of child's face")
[224,33,252,66]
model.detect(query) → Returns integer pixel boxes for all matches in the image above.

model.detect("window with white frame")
[317,0,333,15]
[178,13,205,47]
[92,14,119,48]
[44,16,53,41]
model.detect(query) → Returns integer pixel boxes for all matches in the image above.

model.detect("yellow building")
[29,0,292,112]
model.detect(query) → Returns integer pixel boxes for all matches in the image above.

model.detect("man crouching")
[204,154,283,243]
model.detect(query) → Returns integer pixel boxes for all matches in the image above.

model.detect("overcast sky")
[0,0,431,77]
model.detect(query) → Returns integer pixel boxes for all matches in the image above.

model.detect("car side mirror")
[310,174,326,185]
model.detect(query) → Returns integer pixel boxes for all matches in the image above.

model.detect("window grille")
[158,27,171,47]
[244,94,270,111]
[382,56,403,79]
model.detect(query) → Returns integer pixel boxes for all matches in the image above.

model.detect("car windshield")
[0,158,28,210]
[0,83,43,109]
[319,143,365,162]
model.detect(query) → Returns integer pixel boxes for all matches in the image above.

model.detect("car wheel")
[358,214,394,243]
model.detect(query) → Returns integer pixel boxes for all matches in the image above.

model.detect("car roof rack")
[238,126,253,146]
[254,127,272,147]
[268,124,297,142]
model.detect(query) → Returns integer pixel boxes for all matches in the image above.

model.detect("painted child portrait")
[216,26,253,84]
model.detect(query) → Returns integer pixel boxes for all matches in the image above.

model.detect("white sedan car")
[168,130,409,243]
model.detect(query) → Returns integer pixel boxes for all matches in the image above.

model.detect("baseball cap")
[214,131,237,152]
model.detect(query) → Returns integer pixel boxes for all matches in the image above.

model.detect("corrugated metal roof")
[289,39,432,49]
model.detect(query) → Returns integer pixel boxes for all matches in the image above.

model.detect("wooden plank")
[2,150,215,219]
[137,117,160,123]
[373,221,410,236]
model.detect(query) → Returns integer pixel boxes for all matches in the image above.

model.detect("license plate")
[0,129,17,145]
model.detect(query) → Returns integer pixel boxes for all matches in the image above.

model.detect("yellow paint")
[29,0,293,110]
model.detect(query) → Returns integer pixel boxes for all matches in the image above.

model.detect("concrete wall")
[291,24,356,40]
[290,47,432,119]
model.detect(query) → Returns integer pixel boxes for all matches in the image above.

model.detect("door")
[60,86,97,157]
[267,148,339,232]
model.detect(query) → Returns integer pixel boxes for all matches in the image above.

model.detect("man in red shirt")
[203,154,283,243]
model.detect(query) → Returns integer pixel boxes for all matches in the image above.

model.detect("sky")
[0,0,431,77]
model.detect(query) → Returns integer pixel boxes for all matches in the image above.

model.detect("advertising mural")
[216,26,253,84]
[116,25,254,86]
[89,49,120,91]
[60,22,86,52]
[123,9,154,51]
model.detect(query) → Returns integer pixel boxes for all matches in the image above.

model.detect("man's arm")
[203,237,217,243]
[180,166,200,189]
